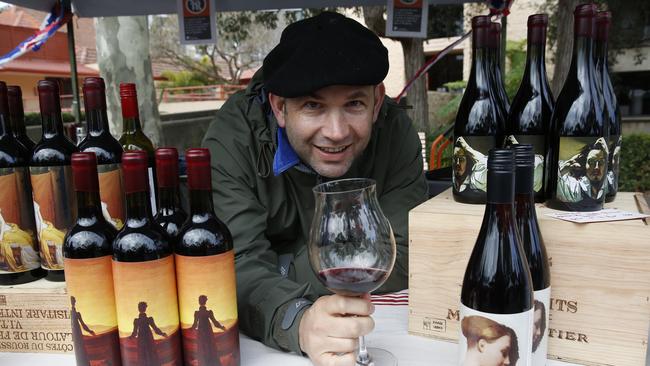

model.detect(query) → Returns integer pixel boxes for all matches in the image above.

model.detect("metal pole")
[64,0,82,125]
[500,15,507,79]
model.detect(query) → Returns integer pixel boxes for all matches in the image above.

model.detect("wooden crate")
[0,279,72,354]
[408,189,650,366]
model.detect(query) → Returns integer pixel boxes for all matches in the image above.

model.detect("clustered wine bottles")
[455,4,620,211]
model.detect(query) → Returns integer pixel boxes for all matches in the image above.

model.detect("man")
[557,137,609,203]
[453,137,487,194]
[532,300,547,353]
[202,12,428,365]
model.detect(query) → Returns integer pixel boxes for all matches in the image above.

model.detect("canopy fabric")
[3,0,473,17]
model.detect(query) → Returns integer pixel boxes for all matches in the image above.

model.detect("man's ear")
[372,83,386,123]
[477,339,487,353]
[268,92,287,128]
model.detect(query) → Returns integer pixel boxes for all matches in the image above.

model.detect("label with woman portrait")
[175,250,240,366]
[0,167,40,274]
[112,255,182,366]
[64,256,121,366]
[504,135,546,194]
[452,136,496,203]
[554,136,609,208]
[532,287,550,366]
[459,304,533,366]
[30,165,76,270]
[97,163,125,230]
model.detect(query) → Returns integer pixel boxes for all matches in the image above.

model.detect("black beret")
[262,12,389,97]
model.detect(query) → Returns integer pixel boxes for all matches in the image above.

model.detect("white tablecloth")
[1,296,620,366]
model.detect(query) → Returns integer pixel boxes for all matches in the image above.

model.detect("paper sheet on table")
[545,209,650,223]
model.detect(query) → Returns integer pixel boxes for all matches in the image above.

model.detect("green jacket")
[202,74,427,354]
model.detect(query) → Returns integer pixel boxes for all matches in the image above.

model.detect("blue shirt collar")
[273,126,301,176]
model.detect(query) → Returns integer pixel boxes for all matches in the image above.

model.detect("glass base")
[357,347,397,366]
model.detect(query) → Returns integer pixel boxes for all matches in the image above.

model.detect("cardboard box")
[408,189,650,366]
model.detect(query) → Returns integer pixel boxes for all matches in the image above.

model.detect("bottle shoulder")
[64,221,116,258]
[177,215,233,254]
[31,137,79,164]
[79,136,123,164]
[0,137,30,167]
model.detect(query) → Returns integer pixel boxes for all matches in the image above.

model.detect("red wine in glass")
[318,267,389,296]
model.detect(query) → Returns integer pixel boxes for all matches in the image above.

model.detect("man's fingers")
[317,352,357,366]
[322,336,359,354]
[322,295,374,316]
[325,315,375,338]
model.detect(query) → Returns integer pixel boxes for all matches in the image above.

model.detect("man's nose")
[321,110,349,141]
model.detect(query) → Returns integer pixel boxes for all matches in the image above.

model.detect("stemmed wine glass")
[308,178,397,366]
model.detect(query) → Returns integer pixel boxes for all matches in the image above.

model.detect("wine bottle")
[63,152,121,366]
[175,148,240,365]
[512,144,551,366]
[0,81,44,285]
[453,16,505,204]
[79,77,125,230]
[545,4,607,211]
[112,151,182,366]
[7,85,36,151]
[118,83,157,214]
[595,11,621,203]
[489,21,510,115]
[30,80,79,282]
[154,147,187,244]
[505,14,555,203]
[459,148,534,366]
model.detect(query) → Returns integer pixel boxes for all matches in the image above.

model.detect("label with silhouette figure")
[97,163,125,230]
[64,256,121,366]
[0,167,40,274]
[112,255,182,366]
[175,250,240,366]
[30,165,76,270]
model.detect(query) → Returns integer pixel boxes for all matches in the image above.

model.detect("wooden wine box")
[408,189,650,366]
[0,279,73,354]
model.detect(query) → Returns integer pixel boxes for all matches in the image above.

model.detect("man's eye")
[347,100,364,108]
[303,102,321,110]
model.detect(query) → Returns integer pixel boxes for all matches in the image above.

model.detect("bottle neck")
[157,186,183,215]
[469,46,491,92]
[523,39,547,90]
[86,107,112,136]
[121,96,142,134]
[189,189,215,215]
[569,36,594,85]
[594,38,609,75]
[515,192,536,219]
[76,190,104,221]
[122,116,143,134]
[0,114,11,138]
[125,191,153,223]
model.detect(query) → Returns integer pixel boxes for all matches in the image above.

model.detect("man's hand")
[299,294,375,366]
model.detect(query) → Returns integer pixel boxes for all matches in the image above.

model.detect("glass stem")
[357,335,371,365]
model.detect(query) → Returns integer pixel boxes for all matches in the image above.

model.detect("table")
[2,299,621,366]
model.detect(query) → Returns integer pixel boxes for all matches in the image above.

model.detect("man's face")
[454,147,467,178]
[532,308,544,352]
[586,149,606,182]
[271,84,384,178]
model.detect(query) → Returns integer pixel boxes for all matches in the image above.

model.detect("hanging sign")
[386,0,429,38]
[177,0,217,45]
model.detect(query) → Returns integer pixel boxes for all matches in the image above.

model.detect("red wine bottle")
[595,11,621,203]
[506,14,555,203]
[453,16,505,204]
[154,147,187,244]
[63,152,121,366]
[175,148,240,366]
[0,81,44,285]
[459,148,534,366]
[79,77,126,230]
[7,85,36,151]
[118,83,157,214]
[30,80,79,282]
[112,151,182,366]
[545,4,607,211]
[512,144,551,366]
[489,21,510,115]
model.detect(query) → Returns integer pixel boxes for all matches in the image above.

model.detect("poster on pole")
[386,0,429,38]
[177,0,217,45]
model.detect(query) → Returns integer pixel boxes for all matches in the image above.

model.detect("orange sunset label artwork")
[98,163,125,230]
[176,250,240,366]
[113,255,182,366]
[64,256,122,366]
[30,166,76,270]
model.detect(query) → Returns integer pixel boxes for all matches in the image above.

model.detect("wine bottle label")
[532,287,551,366]
[453,136,494,200]
[553,136,608,205]
[459,303,533,366]
[605,135,621,196]
[175,250,240,366]
[0,167,40,274]
[148,167,157,213]
[112,256,182,366]
[64,256,121,366]
[30,165,76,271]
[98,163,125,230]
[504,135,546,193]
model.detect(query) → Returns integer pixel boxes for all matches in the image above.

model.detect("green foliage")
[619,134,650,192]
[505,40,527,100]
[159,70,209,88]
[443,80,467,92]
[24,112,84,126]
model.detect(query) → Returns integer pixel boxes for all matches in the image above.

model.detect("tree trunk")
[551,0,582,96]
[400,38,429,133]
[95,16,163,146]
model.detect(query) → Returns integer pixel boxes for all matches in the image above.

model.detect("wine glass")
[308,178,397,366]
